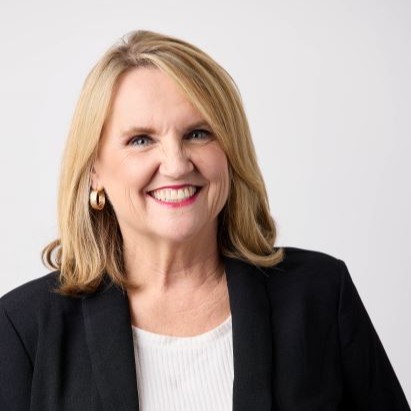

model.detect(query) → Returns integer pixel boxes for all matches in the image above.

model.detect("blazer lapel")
[82,280,139,411]
[225,256,273,411]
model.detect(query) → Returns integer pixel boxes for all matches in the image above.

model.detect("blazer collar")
[82,256,273,411]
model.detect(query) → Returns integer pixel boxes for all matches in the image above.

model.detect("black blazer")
[0,247,409,410]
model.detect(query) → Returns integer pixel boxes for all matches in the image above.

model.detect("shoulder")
[0,272,83,355]
[0,270,90,320]
[269,246,345,280]
[1,270,59,299]
[275,246,343,272]
[1,271,66,315]
[262,246,348,305]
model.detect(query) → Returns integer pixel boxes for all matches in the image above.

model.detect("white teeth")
[151,186,198,202]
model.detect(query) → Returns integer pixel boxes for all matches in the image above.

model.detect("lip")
[146,185,202,208]
[148,184,199,191]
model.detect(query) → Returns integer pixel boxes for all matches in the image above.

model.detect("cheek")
[213,157,229,196]
[198,148,230,211]
[98,152,156,201]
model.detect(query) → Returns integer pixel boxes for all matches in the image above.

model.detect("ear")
[90,162,103,191]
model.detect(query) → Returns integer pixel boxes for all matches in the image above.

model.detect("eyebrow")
[120,120,212,138]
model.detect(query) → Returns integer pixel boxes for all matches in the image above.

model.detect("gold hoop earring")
[90,189,106,210]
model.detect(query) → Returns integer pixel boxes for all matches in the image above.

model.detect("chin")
[151,221,211,245]
[155,230,202,245]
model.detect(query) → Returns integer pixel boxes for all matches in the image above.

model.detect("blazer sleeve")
[337,260,410,410]
[0,301,33,411]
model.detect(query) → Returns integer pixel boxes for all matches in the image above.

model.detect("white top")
[132,315,234,411]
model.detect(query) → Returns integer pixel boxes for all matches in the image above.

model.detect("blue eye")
[129,135,152,146]
[188,129,211,140]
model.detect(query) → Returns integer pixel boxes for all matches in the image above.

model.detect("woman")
[0,30,409,411]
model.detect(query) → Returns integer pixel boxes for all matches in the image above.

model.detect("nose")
[158,139,194,179]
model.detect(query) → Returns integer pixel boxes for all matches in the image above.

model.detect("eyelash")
[128,129,212,146]
[128,135,153,147]
[188,129,211,140]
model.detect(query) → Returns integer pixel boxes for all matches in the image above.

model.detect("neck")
[123,232,224,294]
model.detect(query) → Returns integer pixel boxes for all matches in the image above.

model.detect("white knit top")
[131,315,234,411]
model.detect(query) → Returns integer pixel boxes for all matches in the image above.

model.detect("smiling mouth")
[148,186,201,203]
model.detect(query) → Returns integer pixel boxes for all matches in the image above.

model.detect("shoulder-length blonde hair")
[43,30,284,295]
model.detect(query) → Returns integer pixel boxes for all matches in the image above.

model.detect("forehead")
[106,67,203,130]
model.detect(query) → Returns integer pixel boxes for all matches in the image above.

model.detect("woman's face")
[92,67,230,246]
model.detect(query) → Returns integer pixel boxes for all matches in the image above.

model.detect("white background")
[0,0,410,403]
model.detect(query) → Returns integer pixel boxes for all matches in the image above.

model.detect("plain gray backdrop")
[1,0,410,403]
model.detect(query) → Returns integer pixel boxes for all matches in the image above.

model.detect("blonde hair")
[43,30,284,295]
